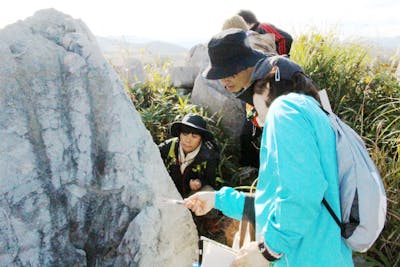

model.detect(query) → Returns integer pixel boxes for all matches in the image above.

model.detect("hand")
[189,179,202,191]
[183,191,216,216]
[231,241,270,267]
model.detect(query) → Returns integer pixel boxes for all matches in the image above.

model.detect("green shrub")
[125,60,242,187]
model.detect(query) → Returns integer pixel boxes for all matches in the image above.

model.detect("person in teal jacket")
[184,29,354,267]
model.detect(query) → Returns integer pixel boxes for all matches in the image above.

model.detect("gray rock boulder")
[0,8,197,267]
[107,57,146,87]
[169,44,209,89]
[169,66,199,88]
[186,44,209,70]
[191,75,246,141]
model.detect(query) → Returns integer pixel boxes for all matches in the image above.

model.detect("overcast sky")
[1,0,399,45]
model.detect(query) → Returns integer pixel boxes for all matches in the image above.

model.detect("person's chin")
[182,147,194,154]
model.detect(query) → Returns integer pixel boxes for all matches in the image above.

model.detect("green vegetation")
[125,59,243,186]
[122,33,400,266]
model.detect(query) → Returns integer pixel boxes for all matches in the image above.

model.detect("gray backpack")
[322,109,387,252]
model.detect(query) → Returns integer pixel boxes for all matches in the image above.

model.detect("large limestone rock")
[169,44,209,89]
[0,9,197,267]
[191,75,246,141]
[186,44,210,70]
[107,57,146,87]
[169,66,199,89]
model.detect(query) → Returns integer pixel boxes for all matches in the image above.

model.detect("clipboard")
[198,236,237,267]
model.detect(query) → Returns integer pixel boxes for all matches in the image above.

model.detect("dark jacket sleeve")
[201,141,220,188]
[158,141,168,161]
[204,154,218,188]
[158,138,176,163]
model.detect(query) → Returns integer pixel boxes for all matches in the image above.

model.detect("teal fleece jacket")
[215,93,353,267]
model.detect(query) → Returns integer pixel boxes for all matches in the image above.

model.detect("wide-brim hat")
[236,55,305,105]
[170,113,213,140]
[202,29,265,80]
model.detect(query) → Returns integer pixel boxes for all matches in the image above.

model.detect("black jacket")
[159,137,219,197]
[251,22,293,56]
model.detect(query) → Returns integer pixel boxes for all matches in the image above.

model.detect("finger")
[236,247,246,256]
[231,253,247,267]
[185,197,199,212]
[194,200,208,215]
[183,196,197,210]
[184,201,193,210]
[185,195,198,205]
[193,201,203,215]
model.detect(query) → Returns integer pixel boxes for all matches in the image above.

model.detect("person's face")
[218,67,253,93]
[180,132,202,154]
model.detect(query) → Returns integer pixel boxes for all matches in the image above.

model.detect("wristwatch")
[258,242,282,261]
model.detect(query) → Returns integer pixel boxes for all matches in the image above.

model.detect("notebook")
[199,236,237,267]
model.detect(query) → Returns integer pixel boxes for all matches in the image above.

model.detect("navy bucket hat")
[236,55,305,105]
[170,113,213,140]
[203,29,265,80]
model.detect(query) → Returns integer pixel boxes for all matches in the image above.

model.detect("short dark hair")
[180,125,203,137]
[254,67,321,107]
[237,10,258,24]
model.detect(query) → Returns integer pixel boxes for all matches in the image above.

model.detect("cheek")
[180,134,190,144]
[253,95,268,121]
[194,139,202,147]
[236,74,249,88]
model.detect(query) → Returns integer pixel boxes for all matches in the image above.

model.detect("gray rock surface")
[186,44,209,71]
[107,57,146,87]
[169,66,199,88]
[0,8,198,267]
[191,75,246,141]
[169,44,209,89]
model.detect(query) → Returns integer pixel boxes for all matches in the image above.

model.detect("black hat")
[170,113,213,140]
[202,29,265,80]
[236,55,305,105]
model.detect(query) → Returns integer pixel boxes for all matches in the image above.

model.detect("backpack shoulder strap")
[322,198,345,236]
[319,106,346,236]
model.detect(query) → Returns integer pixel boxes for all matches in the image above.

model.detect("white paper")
[200,236,237,267]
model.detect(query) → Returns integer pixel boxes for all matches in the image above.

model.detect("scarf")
[178,142,202,174]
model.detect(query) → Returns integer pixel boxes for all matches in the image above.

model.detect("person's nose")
[187,135,194,143]
[182,135,191,144]
[219,77,230,84]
